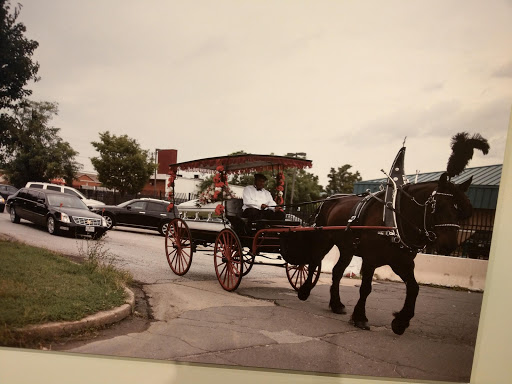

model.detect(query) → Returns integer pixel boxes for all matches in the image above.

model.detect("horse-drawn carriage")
[163,154,344,292]
[163,133,489,335]
[164,153,396,291]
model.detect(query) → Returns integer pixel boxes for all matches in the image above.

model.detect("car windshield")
[47,194,88,209]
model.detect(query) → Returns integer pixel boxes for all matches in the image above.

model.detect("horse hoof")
[350,319,370,330]
[391,318,407,335]
[297,288,310,301]
[329,302,347,315]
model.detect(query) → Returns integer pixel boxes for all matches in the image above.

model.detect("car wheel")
[159,221,170,236]
[47,216,58,235]
[10,206,20,223]
[0,206,4,213]
[104,213,115,230]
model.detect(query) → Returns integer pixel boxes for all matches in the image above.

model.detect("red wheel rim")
[286,263,321,291]
[214,229,243,291]
[165,219,193,275]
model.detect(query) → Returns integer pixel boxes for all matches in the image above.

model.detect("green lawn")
[0,239,131,345]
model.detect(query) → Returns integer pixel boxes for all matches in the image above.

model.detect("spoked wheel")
[285,262,322,291]
[47,216,58,236]
[165,218,193,276]
[214,228,243,291]
[242,251,255,276]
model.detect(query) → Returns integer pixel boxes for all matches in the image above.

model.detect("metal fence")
[451,209,494,259]
[284,201,324,225]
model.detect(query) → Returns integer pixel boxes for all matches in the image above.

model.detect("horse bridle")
[404,189,461,245]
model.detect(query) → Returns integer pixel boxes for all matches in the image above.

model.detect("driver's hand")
[261,204,268,210]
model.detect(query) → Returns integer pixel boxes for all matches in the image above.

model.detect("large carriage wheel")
[214,229,243,291]
[285,262,322,291]
[165,218,193,276]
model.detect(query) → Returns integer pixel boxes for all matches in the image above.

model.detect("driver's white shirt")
[242,185,276,211]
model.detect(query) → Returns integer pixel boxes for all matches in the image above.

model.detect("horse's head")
[430,172,473,255]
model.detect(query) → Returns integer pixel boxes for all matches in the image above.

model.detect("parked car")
[0,184,18,213]
[461,230,493,259]
[7,188,108,238]
[24,182,104,207]
[92,198,178,235]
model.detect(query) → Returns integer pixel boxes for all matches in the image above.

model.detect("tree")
[91,131,155,196]
[325,164,362,195]
[288,169,323,202]
[1,0,40,162]
[1,100,81,187]
[0,0,40,116]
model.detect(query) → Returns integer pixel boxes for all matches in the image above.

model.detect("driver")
[242,173,285,221]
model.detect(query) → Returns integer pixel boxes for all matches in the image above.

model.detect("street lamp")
[286,152,306,205]
[154,148,161,197]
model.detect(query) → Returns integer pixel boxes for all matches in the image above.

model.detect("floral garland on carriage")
[196,165,237,216]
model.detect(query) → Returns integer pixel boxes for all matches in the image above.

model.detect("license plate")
[85,226,95,232]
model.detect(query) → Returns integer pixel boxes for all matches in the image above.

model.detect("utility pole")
[154,148,160,197]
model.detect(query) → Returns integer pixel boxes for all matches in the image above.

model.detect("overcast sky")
[17,0,512,186]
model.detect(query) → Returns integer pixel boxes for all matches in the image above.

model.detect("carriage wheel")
[165,218,193,276]
[214,229,243,291]
[242,251,255,276]
[285,262,322,291]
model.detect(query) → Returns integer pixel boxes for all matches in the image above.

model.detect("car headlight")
[102,217,107,227]
[60,212,71,223]
[0,197,4,204]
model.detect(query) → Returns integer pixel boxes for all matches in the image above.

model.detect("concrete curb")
[14,287,135,339]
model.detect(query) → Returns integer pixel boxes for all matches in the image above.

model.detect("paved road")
[1,212,484,382]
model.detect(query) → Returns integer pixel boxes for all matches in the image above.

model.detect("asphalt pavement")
[63,274,482,383]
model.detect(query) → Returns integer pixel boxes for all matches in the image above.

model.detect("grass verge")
[0,238,132,346]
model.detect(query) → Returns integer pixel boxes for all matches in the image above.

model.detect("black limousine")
[7,188,108,239]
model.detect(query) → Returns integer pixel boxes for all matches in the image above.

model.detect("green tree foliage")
[286,168,323,203]
[1,0,40,158]
[91,131,155,196]
[325,164,362,195]
[0,0,39,110]
[1,100,80,187]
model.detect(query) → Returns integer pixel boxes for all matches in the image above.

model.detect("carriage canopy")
[169,154,312,174]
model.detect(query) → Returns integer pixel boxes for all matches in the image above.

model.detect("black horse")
[293,133,489,335]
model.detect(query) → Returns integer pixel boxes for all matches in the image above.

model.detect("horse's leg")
[297,240,332,301]
[390,262,419,335]
[329,246,353,314]
[350,262,375,330]
[297,260,320,301]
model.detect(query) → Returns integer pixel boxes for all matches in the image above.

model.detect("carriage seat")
[225,198,301,229]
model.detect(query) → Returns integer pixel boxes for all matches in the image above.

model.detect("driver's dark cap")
[254,173,267,181]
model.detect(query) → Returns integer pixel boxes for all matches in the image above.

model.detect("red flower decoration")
[216,165,224,172]
[215,204,225,216]
[167,203,174,212]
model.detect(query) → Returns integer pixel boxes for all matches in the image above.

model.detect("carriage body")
[164,154,323,291]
